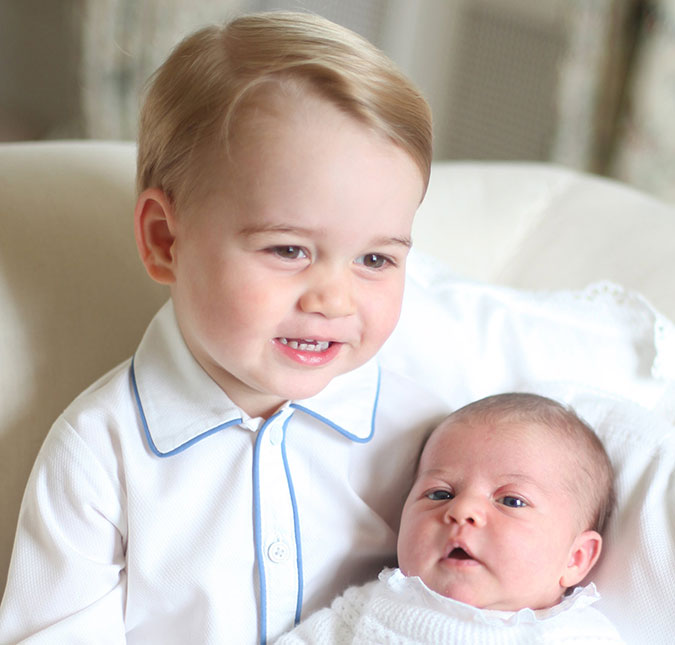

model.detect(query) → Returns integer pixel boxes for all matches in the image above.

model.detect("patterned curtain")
[80,0,248,140]
[610,0,675,202]
[5,0,673,204]
[79,0,390,140]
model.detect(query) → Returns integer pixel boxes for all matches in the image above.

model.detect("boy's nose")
[299,269,356,318]
[443,495,486,528]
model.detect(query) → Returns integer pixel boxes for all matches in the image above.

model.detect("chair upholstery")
[1,140,674,604]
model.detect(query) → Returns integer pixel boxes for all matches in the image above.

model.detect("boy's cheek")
[377,281,407,327]
[365,311,403,356]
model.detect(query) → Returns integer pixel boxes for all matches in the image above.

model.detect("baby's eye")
[270,246,307,260]
[355,253,391,269]
[498,496,527,508]
[426,490,453,501]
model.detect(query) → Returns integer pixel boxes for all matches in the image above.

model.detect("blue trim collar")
[131,301,381,456]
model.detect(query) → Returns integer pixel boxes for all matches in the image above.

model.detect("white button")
[267,540,290,563]
[269,425,283,446]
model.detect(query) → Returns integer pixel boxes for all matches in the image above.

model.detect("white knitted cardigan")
[276,568,625,644]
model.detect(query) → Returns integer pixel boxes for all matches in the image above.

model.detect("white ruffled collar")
[379,568,600,626]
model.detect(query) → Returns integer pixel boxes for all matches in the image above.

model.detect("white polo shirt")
[0,301,447,644]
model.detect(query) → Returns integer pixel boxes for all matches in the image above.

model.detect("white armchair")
[1,141,674,642]
[0,141,167,595]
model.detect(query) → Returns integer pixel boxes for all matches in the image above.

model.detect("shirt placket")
[252,407,303,643]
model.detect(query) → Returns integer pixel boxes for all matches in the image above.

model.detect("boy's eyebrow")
[239,223,412,248]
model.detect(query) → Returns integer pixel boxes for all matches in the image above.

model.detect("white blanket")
[378,251,675,644]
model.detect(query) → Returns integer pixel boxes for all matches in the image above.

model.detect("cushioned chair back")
[0,142,166,591]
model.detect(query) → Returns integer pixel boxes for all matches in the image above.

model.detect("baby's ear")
[134,188,177,284]
[559,530,603,589]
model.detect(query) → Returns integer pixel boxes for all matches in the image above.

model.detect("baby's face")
[167,90,423,418]
[397,418,591,611]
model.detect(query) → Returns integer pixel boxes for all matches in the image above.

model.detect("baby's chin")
[461,593,565,613]
[421,577,561,612]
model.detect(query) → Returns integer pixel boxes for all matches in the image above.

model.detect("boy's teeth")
[279,338,330,352]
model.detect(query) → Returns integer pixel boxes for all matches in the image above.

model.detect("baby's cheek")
[396,522,424,574]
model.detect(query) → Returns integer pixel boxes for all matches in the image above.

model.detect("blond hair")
[434,393,616,535]
[137,11,432,211]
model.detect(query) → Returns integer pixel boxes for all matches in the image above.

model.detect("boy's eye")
[356,253,390,269]
[271,246,307,260]
[498,496,527,508]
[426,490,453,501]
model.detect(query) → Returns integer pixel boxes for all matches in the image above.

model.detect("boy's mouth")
[278,337,331,353]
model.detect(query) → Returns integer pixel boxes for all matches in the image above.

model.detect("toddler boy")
[0,12,444,645]
[277,393,625,643]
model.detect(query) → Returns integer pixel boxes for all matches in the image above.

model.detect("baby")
[277,393,625,643]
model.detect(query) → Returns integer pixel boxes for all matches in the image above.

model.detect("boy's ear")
[134,188,178,284]
[559,530,603,589]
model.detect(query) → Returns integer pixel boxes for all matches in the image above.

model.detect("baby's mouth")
[448,547,473,561]
[444,543,482,566]
[278,337,331,352]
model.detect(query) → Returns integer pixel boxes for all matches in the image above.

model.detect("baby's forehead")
[421,416,577,475]
[429,414,559,446]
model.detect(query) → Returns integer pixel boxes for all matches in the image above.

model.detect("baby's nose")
[444,495,486,527]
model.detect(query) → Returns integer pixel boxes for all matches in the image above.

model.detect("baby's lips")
[445,539,480,563]
[447,547,471,560]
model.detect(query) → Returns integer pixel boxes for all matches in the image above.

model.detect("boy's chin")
[279,379,336,403]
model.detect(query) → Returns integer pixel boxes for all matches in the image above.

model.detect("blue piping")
[130,357,242,457]
[290,364,381,443]
[281,414,304,625]
[253,411,282,645]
